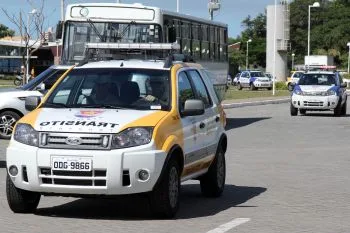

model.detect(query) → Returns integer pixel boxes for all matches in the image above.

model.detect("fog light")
[138,169,149,181]
[9,165,18,176]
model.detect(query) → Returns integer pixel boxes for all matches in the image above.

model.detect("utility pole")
[61,0,64,21]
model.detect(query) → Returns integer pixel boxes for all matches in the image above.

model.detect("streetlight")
[177,0,179,12]
[347,42,350,74]
[246,39,252,70]
[307,2,320,70]
[26,9,37,83]
[292,53,295,71]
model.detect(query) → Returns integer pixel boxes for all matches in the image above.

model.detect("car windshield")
[250,72,264,77]
[298,74,336,86]
[44,68,171,110]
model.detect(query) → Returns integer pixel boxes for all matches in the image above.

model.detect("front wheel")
[237,83,242,90]
[290,103,298,116]
[341,99,347,116]
[200,145,226,197]
[334,99,342,116]
[249,83,255,91]
[14,79,22,86]
[6,175,41,213]
[0,111,21,139]
[149,159,180,218]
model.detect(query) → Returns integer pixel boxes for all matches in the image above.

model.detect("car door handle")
[199,122,206,129]
[215,116,220,122]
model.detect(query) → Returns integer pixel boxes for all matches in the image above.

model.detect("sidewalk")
[222,96,290,109]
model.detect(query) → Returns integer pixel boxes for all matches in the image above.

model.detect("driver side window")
[178,71,195,112]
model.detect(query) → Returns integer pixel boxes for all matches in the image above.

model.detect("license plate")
[51,156,92,171]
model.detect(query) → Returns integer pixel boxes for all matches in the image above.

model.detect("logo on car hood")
[65,137,83,145]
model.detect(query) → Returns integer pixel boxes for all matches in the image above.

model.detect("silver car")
[0,65,70,139]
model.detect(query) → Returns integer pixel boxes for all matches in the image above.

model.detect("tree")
[2,0,47,83]
[0,24,15,38]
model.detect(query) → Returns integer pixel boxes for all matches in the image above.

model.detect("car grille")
[303,91,326,96]
[39,133,111,150]
[303,101,324,107]
[39,168,107,187]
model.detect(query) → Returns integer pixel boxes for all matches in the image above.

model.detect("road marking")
[206,218,251,233]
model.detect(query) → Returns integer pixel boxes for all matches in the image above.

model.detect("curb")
[222,98,290,109]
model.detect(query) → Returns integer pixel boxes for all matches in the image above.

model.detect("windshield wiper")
[81,104,128,109]
[117,21,136,41]
[86,18,104,42]
[43,102,70,108]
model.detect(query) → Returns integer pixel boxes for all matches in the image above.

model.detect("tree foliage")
[0,24,15,38]
[228,13,267,74]
[290,0,350,68]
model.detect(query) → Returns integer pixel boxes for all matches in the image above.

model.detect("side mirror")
[56,21,63,40]
[288,83,295,92]
[341,83,347,88]
[182,99,205,117]
[25,96,41,111]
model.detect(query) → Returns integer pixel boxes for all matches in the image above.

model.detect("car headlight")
[14,123,39,147]
[326,90,336,96]
[111,127,153,149]
[294,90,303,95]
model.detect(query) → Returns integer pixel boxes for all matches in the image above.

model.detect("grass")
[0,79,15,87]
[224,86,290,100]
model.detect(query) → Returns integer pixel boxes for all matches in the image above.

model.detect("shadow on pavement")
[0,160,6,168]
[299,112,349,117]
[225,117,271,131]
[35,184,266,220]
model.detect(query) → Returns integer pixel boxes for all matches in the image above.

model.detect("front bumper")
[253,81,272,88]
[6,140,166,195]
[291,95,339,110]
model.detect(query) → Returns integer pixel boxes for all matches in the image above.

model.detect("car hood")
[299,85,334,92]
[0,89,42,99]
[20,108,168,134]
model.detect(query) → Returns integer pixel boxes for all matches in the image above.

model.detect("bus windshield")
[62,21,162,63]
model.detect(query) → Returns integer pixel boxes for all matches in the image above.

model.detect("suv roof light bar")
[85,42,180,51]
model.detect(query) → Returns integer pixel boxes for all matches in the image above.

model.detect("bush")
[275,81,288,90]
[0,75,16,80]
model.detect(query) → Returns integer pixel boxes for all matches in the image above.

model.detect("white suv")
[290,71,347,116]
[0,65,70,139]
[237,70,272,90]
[6,60,227,218]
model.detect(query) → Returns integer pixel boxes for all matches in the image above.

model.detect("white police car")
[290,71,347,116]
[237,70,272,90]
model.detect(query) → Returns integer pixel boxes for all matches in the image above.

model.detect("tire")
[0,111,21,139]
[299,109,306,115]
[334,99,342,116]
[290,103,298,116]
[200,145,226,197]
[14,79,22,86]
[6,174,40,213]
[249,83,255,91]
[267,87,272,91]
[288,83,293,92]
[149,159,180,218]
[341,99,347,116]
[237,83,242,90]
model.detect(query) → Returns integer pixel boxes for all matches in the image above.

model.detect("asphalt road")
[1,102,350,233]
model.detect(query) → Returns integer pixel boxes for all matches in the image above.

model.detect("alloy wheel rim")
[0,115,16,136]
[168,166,179,208]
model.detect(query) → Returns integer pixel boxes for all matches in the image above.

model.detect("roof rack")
[78,42,181,66]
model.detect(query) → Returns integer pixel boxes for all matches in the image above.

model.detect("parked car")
[232,72,240,86]
[237,70,272,90]
[6,59,227,218]
[290,71,347,116]
[286,71,305,91]
[0,65,71,139]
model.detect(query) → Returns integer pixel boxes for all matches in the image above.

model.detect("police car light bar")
[85,43,180,50]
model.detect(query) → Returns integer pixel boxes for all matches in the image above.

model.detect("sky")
[0,0,276,38]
